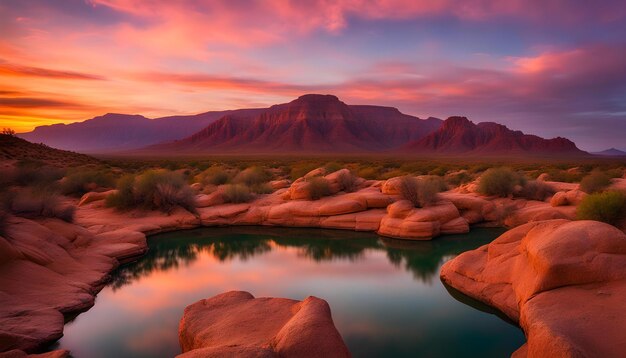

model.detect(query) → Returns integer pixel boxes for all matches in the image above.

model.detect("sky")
[0,0,625,151]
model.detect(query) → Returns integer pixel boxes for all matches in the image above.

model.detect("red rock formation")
[178,291,350,358]
[148,94,441,153]
[404,116,586,156]
[441,219,626,357]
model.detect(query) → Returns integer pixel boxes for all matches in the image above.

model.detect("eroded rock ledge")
[440,219,626,357]
[178,291,350,358]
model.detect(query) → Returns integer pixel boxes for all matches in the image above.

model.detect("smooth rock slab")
[178,291,350,358]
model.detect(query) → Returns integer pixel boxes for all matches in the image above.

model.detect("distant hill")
[402,116,587,156]
[0,134,100,167]
[18,109,264,153]
[591,148,626,156]
[145,94,442,154]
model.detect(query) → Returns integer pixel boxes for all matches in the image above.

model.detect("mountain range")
[18,94,589,156]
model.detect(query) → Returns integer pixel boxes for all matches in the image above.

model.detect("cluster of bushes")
[106,170,197,214]
[60,169,115,197]
[477,167,555,200]
[305,177,332,200]
[398,176,443,208]
[577,191,626,226]
[579,171,612,194]
[0,189,75,223]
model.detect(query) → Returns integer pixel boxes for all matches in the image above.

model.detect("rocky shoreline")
[1,172,623,357]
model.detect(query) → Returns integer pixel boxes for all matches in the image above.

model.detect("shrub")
[337,170,358,193]
[106,170,197,214]
[398,176,441,208]
[7,190,75,222]
[445,171,472,187]
[306,177,332,200]
[477,167,524,197]
[223,184,253,203]
[290,163,319,181]
[421,175,447,192]
[324,162,343,174]
[196,166,230,186]
[579,171,611,194]
[14,165,64,188]
[576,191,626,226]
[518,180,555,201]
[106,175,135,210]
[234,166,270,186]
[249,183,273,194]
[61,169,115,197]
[357,167,382,180]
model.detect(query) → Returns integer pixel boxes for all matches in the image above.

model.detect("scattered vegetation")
[196,166,230,186]
[233,166,270,187]
[2,190,75,222]
[445,171,473,187]
[477,167,524,197]
[398,176,442,208]
[305,177,332,200]
[222,184,254,203]
[1,128,15,136]
[60,169,115,197]
[337,170,359,192]
[577,191,626,226]
[517,180,555,201]
[106,170,196,214]
[579,171,612,194]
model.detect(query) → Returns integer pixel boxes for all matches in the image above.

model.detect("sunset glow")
[1,0,625,149]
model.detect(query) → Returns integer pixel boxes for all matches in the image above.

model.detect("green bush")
[337,170,359,193]
[518,180,555,201]
[196,166,230,186]
[61,169,115,197]
[445,171,473,187]
[576,191,626,226]
[477,167,524,197]
[579,171,611,193]
[306,177,332,200]
[357,167,382,180]
[223,184,253,203]
[106,170,196,214]
[234,166,270,186]
[290,163,319,181]
[323,162,343,174]
[398,176,441,208]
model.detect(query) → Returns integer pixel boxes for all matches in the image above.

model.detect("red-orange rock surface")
[178,291,350,358]
[441,219,626,357]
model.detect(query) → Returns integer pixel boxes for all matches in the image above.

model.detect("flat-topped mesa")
[178,291,351,358]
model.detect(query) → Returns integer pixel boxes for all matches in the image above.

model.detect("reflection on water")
[55,226,525,358]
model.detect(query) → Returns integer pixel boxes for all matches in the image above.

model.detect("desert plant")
[61,169,115,197]
[337,170,359,193]
[357,166,382,180]
[7,190,75,222]
[14,164,64,188]
[223,184,253,203]
[579,171,612,194]
[518,180,555,201]
[106,170,196,214]
[477,167,524,197]
[106,175,136,210]
[1,128,15,136]
[398,176,441,208]
[306,177,332,200]
[576,191,626,226]
[196,166,230,186]
[324,162,343,174]
[290,163,319,181]
[233,166,270,186]
[445,171,473,187]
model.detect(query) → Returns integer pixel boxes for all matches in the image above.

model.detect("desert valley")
[1,1,625,358]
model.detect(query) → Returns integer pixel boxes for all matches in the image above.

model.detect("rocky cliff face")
[148,94,442,153]
[404,116,586,156]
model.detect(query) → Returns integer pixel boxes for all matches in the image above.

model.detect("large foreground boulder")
[178,291,350,358]
[441,219,626,357]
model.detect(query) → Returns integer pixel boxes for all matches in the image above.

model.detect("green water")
[53,227,525,357]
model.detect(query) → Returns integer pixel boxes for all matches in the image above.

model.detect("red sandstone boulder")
[441,219,626,357]
[178,291,350,358]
